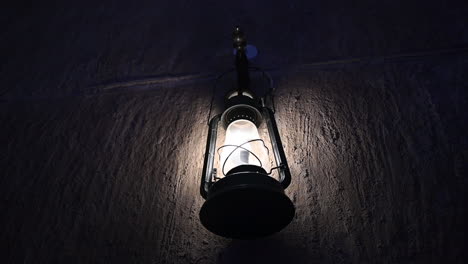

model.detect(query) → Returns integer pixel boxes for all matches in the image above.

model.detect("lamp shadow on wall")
[216,236,313,264]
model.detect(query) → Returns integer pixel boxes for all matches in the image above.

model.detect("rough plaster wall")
[1,1,467,263]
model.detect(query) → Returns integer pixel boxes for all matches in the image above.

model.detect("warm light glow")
[219,119,269,175]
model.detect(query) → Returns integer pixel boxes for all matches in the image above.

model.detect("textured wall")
[1,1,467,263]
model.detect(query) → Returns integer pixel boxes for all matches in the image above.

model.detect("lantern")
[199,27,295,239]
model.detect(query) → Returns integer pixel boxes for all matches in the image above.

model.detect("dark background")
[1,1,467,263]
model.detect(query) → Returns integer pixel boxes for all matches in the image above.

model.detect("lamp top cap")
[233,26,246,50]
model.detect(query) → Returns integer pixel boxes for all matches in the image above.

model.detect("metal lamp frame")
[198,26,295,239]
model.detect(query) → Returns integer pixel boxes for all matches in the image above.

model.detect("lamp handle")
[200,114,221,199]
[263,107,291,189]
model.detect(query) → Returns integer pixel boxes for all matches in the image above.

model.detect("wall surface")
[1,1,467,263]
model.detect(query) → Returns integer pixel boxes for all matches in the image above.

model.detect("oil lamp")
[199,27,295,239]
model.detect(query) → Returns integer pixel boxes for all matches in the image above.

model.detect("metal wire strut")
[217,138,270,176]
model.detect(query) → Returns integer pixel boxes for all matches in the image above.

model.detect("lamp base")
[200,166,295,239]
